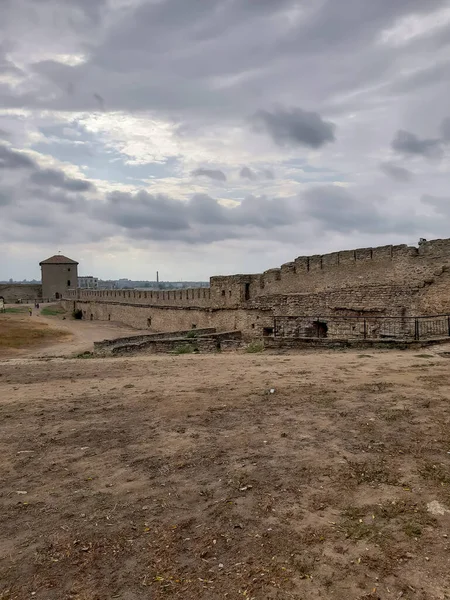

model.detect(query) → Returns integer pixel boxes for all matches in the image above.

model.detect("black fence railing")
[273,315,450,341]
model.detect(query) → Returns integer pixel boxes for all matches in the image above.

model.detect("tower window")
[67,280,71,287]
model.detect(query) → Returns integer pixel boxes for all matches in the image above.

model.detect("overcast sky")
[1,0,450,281]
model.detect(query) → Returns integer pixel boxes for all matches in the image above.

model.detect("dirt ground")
[0,305,149,358]
[1,346,450,600]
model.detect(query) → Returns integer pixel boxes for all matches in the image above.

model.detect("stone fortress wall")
[63,238,450,339]
[0,284,42,303]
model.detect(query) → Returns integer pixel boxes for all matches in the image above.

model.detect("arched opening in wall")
[67,280,71,287]
[108,314,111,321]
[55,293,60,300]
[90,314,93,321]
[147,317,152,327]
[313,320,328,338]
[263,327,274,337]
[244,283,250,301]
[221,290,226,297]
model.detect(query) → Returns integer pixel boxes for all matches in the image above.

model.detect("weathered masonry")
[63,238,450,339]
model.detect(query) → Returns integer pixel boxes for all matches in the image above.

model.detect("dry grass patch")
[0,315,67,351]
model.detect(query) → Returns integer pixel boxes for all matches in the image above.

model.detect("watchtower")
[39,254,78,300]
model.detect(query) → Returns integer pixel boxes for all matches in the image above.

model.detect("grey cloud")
[252,107,336,148]
[192,168,227,182]
[29,168,94,192]
[302,186,421,235]
[391,130,443,158]
[0,189,12,206]
[421,194,450,215]
[98,190,190,232]
[239,166,275,181]
[0,128,10,140]
[380,162,413,182]
[0,144,36,169]
[240,167,256,180]
[441,117,450,141]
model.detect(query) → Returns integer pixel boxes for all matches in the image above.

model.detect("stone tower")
[39,255,78,300]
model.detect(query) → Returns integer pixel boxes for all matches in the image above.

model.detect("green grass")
[245,341,264,353]
[185,330,198,339]
[173,344,196,355]
[3,307,28,314]
[41,306,66,316]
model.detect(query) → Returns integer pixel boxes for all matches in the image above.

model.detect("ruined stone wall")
[62,238,450,338]
[65,286,213,307]
[417,267,450,315]
[257,284,420,317]
[62,298,273,339]
[0,284,42,303]
[243,239,450,299]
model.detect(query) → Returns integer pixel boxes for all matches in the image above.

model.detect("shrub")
[173,344,195,354]
[186,330,198,339]
[72,309,83,320]
[245,341,264,353]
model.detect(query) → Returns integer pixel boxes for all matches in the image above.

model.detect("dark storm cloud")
[252,107,336,148]
[380,162,413,182]
[0,144,36,169]
[240,167,256,180]
[391,130,443,158]
[30,168,94,192]
[192,168,227,182]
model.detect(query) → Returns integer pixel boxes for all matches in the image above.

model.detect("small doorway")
[55,292,60,300]
[313,320,328,338]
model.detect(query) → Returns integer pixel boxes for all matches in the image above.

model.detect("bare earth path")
[12,311,149,358]
[0,348,450,599]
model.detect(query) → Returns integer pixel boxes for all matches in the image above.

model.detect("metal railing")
[273,315,450,341]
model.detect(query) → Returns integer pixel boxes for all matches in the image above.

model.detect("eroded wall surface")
[63,238,450,337]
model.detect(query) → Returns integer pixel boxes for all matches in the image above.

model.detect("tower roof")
[39,255,78,265]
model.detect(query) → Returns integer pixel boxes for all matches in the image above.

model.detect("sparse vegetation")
[75,351,95,359]
[185,330,198,339]
[2,307,27,314]
[41,306,66,316]
[0,315,66,350]
[1,347,450,598]
[173,343,195,354]
[245,340,264,353]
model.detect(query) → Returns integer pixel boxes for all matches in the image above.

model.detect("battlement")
[65,287,212,307]
[64,238,450,314]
